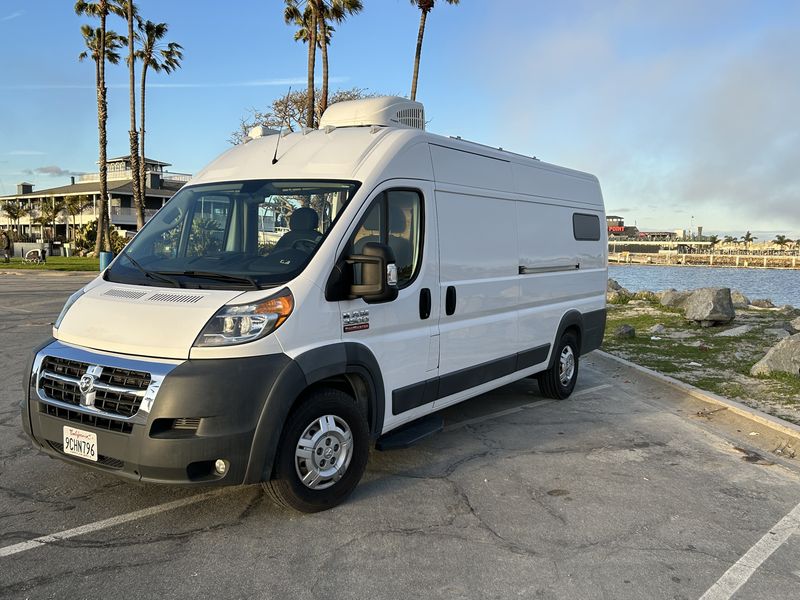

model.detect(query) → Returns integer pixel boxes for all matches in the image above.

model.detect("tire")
[538,331,579,399]
[263,388,369,513]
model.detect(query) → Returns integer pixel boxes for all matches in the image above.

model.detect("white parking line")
[700,500,800,599]
[0,489,228,559]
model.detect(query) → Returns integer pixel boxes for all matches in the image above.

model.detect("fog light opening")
[214,459,228,475]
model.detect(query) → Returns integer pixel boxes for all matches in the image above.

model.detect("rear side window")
[351,189,423,288]
[573,213,601,241]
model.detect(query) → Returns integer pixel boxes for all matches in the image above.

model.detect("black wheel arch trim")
[244,342,385,484]
[547,307,607,370]
[548,310,584,369]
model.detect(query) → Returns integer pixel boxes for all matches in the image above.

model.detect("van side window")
[351,189,423,288]
[573,213,601,241]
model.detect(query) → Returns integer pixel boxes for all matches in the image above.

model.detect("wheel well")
[564,324,582,353]
[293,374,373,434]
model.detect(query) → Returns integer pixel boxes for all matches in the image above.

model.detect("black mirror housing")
[347,242,398,303]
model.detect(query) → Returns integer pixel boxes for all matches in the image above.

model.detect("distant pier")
[609,251,800,270]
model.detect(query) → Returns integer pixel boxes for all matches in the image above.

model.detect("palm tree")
[318,1,362,116]
[2,200,24,234]
[113,0,144,230]
[742,230,756,251]
[65,195,94,241]
[409,0,459,101]
[136,19,183,213]
[35,199,66,242]
[774,234,789,250]
[707,234,719,251]
[136,20,183,209]
[285,1,317,128]
[76,0,123,254]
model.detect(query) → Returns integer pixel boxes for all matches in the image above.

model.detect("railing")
[110,207,159,218]
[77,171,191,184]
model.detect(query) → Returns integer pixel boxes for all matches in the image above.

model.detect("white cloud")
[0,77,348,91]
[1,10,23,22]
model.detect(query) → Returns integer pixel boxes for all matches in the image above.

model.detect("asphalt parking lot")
[1,271,799,600]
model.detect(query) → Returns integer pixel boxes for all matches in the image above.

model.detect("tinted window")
[573,213,601,241]
[351,189,423,288]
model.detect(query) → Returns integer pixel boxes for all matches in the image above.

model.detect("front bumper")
[22,340,294,485]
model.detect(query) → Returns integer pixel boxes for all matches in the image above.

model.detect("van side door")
[433,187,520,408]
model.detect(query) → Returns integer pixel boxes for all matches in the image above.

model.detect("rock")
[764,328,791,339]
[668,331,694,339]
[607,290,630,303]
[751,299,775,309]
[684,288,735,326]
[607,278,623,291]
[660,289,691,309]
[614,324,636,338]
[649,324,667,335]
[714,325,753,337]
[633,290,657,301]
[731,290,750,308]
[790,316,800,333]
[750,333,800,377]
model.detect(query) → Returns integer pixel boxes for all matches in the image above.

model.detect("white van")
[22,97,607,512]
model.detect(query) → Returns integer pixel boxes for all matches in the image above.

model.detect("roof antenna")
[272,86,292,165]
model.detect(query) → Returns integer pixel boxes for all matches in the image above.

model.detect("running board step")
[375,414,444,451]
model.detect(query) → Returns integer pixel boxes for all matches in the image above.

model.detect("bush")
[75,219,130,255]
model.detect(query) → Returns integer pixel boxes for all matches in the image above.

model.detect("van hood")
[55,281,246,359]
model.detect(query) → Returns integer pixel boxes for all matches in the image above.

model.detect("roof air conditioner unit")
[319,96,425,130]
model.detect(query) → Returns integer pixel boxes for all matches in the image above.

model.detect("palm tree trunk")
[306,11,317,129]
[139,65,147,212]
[319,12,329,118]
[94,21,106,256]
[410,9,428,101]
[127,1,143,230]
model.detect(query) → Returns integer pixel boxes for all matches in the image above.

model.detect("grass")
[1,256,100,271]
[603,298,800,418]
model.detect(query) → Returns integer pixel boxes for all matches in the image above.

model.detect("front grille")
[39,356,151,419]
[41,403,134,434]
[47,441,125,469]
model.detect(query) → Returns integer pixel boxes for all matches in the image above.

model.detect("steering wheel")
[292,239,317,252]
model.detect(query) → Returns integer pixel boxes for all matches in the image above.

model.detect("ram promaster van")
[22,97,607,512]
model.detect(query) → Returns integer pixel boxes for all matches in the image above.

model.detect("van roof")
[190,126,598,189]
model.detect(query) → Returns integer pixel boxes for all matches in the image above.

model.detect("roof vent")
[319,96,425,130]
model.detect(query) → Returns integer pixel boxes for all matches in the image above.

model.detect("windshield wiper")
[157,270,261,290]
[119,252,181,287]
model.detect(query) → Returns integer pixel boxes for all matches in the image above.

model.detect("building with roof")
[0,156,190,241]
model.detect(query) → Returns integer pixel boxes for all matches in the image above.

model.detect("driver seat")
[272,207,322,252]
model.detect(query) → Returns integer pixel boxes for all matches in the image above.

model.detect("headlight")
[194,289,294,347]
[54,288,86,330]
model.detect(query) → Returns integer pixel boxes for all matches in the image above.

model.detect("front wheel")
[264,388,369,513]
[537,332,579,399]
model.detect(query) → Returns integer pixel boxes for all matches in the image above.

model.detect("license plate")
[62,426,98,462]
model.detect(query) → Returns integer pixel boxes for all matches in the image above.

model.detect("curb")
[0,270,97,277]
[594,349,800,442]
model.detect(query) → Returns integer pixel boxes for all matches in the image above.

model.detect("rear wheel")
[264,388,369,513]
[538,331,579,399]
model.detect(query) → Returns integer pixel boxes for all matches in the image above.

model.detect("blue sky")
[1,0,798,238]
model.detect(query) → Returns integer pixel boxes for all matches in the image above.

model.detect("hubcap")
[559,345,576,387]
[294,414,353,490]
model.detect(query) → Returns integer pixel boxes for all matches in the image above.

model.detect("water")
[608,265,800,308]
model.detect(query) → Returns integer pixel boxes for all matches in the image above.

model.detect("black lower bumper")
[23,348,301,486]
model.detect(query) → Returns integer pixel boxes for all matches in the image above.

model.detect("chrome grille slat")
[39,356,151,422]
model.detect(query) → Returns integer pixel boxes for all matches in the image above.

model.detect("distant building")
[0,156,190,240]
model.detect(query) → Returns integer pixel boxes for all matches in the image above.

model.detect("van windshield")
[106,179,359,289]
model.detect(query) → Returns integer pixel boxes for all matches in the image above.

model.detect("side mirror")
[347,242,398,303]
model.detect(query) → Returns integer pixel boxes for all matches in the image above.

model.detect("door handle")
[419,288,431,320]
[445,286,457,316]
